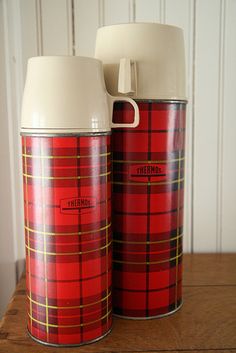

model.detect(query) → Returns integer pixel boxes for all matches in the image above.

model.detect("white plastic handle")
[118,58,137,94]
[108,94,140,128]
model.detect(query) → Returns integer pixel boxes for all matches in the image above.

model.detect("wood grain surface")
[183,254,236,285]
[0,254,236,353]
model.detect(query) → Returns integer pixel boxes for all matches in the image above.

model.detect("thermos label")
[60,197,97,215]
[128,164,167,182]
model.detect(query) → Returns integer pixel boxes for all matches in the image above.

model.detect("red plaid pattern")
[22,134,112,346]
[112,101,186,318]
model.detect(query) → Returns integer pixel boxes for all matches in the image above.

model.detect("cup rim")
[97,22,183,32]
[28,55,102,65]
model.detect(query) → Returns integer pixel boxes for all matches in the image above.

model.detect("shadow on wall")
[0,260,25,318]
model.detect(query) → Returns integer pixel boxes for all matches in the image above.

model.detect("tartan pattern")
[112,101,186,318]
[22,134,112,345]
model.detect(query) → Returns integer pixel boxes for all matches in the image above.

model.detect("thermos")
[21,56,139,345]
[95,23,187,318]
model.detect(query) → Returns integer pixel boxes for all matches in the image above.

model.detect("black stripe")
[77,137,83,341]
[113,128,186,134]
[146,101,152,316]
[113,227,184,240]
[113,279,182,293]
[129,174,166,177]
[112,150,185,160]
[28,267,112,284]
[114,206,184,216]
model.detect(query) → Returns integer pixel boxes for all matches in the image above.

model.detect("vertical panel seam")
[216,0,226,253]
[160,0,166,24]
[183,0,195,253]
[129,0,136,22]
[35,0,43,55]
[99,0,105,27]
[71,0,76,55]
[191,0,197,254]
[66,0,73,55]
[134,0,136,22]
[10,0,25,265]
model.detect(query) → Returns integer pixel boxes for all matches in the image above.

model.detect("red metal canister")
[112,100,186,317]
[21,57,139,344]
[22,134,112,345]
[96,23,187,318]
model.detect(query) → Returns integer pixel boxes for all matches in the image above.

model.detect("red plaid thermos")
[21,56,139,345]
[96,23,187,318]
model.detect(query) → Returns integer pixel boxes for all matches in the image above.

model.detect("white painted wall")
[0,0,17,319]
[0,0,235,316]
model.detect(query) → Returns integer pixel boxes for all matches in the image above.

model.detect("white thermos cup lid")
[21,56,140,134]
[95,23,187,101]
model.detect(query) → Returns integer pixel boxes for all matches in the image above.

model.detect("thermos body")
[22,133,112,345]
[112,100,186,318]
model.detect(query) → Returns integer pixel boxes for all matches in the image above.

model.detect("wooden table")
[0,254,236,353]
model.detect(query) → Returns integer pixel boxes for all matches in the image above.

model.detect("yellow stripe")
[112,177,184,186]
[28,309,112,328]
[27,291,111,309]
[23,171,111,180]
[22,152,111,159]
[112,157,185,164]
[175,149,182,308]
[113,252,183,265]
[24,222,111,236]
[25,240,112,256]
[24,138,32,331]
[41,141,49,337]
[105,151,109,327]
[113,233,183,245]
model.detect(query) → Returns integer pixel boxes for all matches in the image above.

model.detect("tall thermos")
[21,56,139,345]
[95,23,187,318]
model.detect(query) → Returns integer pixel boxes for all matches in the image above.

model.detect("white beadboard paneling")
[135,0,161,22]
[3,0,25,261]
[0,0,16,317]
[222,0,236,252]
[74,0,100,56]
[165,0,194,252]
[216,0,226,252]
[40,0,72,55]
[0,0,23,317]
[3,0,25,263]
[193,0,221,252]
[104,0,130,25]
[19,0,39,78]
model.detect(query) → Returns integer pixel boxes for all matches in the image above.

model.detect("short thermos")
[96,23,187,318]
[21,56,139,345]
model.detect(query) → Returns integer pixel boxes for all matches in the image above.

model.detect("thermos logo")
[129,164,166,182]
[60,197,96,215]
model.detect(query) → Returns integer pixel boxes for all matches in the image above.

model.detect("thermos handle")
[108,94,140,128]
[118,58,137,94]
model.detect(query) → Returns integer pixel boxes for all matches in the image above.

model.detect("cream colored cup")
[21,56,139,134]
[95,23,186,100]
